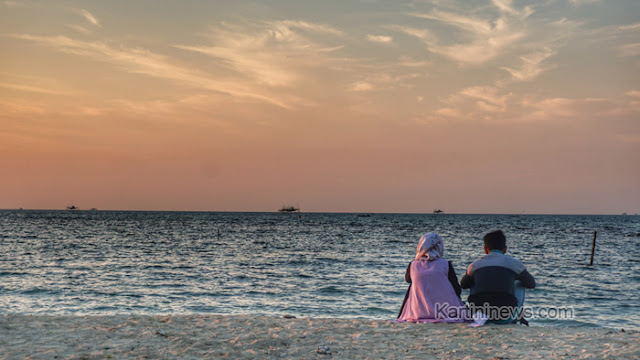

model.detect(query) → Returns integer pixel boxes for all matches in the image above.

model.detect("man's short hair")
[484,230,506,250]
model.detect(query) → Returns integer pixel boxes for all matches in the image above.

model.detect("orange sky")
[1,0,639,214]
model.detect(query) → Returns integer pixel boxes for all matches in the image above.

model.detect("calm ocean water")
[1,210,638,329]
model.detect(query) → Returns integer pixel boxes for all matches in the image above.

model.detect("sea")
[1,210,638,330]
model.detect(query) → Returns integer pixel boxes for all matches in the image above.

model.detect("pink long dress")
[397,258,467,323]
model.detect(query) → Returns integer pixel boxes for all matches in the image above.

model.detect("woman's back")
[397,232,467,323]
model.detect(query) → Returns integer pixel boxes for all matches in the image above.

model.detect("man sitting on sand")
[460,230,535,324]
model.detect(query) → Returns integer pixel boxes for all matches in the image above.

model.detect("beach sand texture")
[1,315,638,359]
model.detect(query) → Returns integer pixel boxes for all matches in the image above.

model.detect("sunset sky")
[1,0,639,214]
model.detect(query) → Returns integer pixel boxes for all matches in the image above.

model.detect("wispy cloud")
[413,10,493,34]
[404,1,533,66]
[438,91,637,125]
[459,86,510,112]
[175,20,344,87]
[65,9,100,34]
[366,34,393,44]
[618,23,640,32]
[343,66,423,94]
[350,81,374,92]
[405,10,525,65]
[78,9,100,27]
[0,81,70,95]
[66,24,91,34]
[391,25,432,42]
[273,20,343,37]
[501,48,556,81]
[11,34,296,108]
[491,0,533,17]
[435,107,463,118]
[388,1,585,122]
[10,19,427,112]
[0,98,46,115]
[625,91,640,109]
[3,1,24,8]
[625,90,640,98]
[521,97,626,120]
[394,0,573,76]
[436,84,512,118]
[568,0,601,6]
[619,43,640,57]
[588,22,640,59]
[396,56,431,68]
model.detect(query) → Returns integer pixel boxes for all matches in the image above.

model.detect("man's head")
[484,230,507,254]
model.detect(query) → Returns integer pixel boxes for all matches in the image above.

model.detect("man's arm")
[460,272,474,289]
[516,269,536,288]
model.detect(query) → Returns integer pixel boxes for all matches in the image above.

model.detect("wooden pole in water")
[589,231,597,266]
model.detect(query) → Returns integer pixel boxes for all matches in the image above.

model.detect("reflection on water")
[0,210,638,329]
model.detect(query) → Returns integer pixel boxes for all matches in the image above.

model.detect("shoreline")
[1,315,638,359]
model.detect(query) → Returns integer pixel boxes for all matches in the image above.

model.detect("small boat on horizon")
[66,205,79,210]
[433,209,444,214]
[278,205,299,213]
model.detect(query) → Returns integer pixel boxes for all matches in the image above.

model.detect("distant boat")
[66,205,78,210]
[90,208,98,211]
[433,209,444,214]
[278,206,299,213]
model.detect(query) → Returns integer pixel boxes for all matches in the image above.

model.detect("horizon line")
[1,208,636,216]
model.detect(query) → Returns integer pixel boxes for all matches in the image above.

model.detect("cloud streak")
[3,1,24,8]
[626,90,640,98]
[521,97,632,121]
[176,20,344,87]
[392,0,570,87]
[366,34,393,44]
[387,0,584,123]
[460,86,510,112]
[501,48,556,81]
[66,24,91,34]
[407,8,526,65]
[619,43,640,57]
[79,9,100,27]
[11,34,297,108]
[0,81,70,95]
[569,0,601,6]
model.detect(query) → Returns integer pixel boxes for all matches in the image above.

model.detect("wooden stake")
[589,231,597,266]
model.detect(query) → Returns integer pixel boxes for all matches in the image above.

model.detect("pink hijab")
[415,232,444,261]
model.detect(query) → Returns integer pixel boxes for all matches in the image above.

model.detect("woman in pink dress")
[397,232,467,323]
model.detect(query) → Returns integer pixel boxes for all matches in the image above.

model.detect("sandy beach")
[1,315,637,359]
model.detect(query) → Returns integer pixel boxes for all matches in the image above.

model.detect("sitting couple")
[397,230,535,325]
